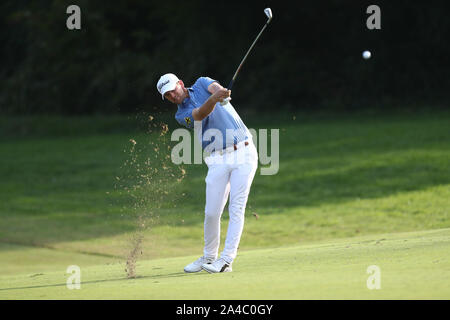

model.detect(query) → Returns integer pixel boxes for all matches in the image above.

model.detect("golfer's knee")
[204,208,221,220]
[229,203,245,220]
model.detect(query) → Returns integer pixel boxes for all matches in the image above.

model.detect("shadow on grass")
[251,153,450,209]
[0,271,190,292]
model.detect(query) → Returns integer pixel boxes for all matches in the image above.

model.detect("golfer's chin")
[166,98,179,105]
[176,98,186,105]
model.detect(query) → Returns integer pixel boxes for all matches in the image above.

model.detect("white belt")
[211,140,250,157]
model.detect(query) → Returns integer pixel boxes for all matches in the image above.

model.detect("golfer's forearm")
[193,96,218,121]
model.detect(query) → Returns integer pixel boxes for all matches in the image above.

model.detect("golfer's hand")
[211,88,231,104]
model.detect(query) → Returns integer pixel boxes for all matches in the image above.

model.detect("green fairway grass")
[0,111,449,299]
[0,228,448,299]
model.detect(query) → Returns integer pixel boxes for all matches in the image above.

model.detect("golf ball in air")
[363,51,371,59]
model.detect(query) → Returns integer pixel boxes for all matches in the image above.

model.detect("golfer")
[157,73,258,273]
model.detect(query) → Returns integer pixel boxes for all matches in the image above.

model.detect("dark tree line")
[1,0,449,115]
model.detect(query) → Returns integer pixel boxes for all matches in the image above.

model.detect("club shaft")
[227,22,269,90]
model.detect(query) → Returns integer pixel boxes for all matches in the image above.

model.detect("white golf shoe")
[202,258,232,273]
[184,256,215,273]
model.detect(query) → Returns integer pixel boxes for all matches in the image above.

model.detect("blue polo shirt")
[175,77,250,151]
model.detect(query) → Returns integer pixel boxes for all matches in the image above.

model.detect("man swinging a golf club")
[157,74,258,273]
[156,8,272,273]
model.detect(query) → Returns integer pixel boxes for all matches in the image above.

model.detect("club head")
[264,8,273,23]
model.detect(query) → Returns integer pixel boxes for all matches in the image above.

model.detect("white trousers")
[203,141,258,264]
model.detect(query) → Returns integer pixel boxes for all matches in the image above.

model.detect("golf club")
[221,8,273,105]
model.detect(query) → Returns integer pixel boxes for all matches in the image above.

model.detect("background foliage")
[1,0,449,114]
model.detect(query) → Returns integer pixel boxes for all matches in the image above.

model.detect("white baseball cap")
[156,73,180,100]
